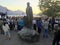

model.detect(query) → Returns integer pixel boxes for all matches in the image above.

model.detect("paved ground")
[0,31,53,45]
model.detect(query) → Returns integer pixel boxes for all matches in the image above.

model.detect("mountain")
[14,10,26,15]
[7,10,15,15]
[0,6,26,16]
[0,6,7,14]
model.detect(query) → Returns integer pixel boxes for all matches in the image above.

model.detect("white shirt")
[44,21,49,29]
[2,24,9,32]
[32,20,36,24]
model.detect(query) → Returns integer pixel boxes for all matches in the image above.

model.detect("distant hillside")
[0,6,26,15]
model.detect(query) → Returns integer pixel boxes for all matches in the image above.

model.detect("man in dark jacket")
[52,26,60,45]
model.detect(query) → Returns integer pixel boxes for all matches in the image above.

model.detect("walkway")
[0,31,53,45]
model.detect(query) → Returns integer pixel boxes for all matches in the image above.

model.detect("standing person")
[2,22,11,40]
[51,17,55,30]
[32,19,36,30]
[6,16,10,26]
[0,20,2,34]
[48,18,52,32]
[6,17,11,31]
[9,19,12,30]
[17,18,21,30]
[14,19,18,31]
[13,20,15,30]
[52,26,60,45]
[19,18,24,30]
[37,18,42,34]
[43,18,49,38]
[10,19,14,30]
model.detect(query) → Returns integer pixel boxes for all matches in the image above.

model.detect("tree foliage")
[38,0,60,17]
[43,4,60,17]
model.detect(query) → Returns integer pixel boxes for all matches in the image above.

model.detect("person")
[43,18,49,38]
[13,20,15,30]
[52,26,60,45]
[6,16,10,26]
[48,18,52,32]
[2,22,11,40]
[32,19,36,30]
[26,2,33,28]
[37,18,42,34]
[14,19,18,31]
[0,20,3,34]
[51,17,55,30]
[19,18,24,30]
[9,19,14,30]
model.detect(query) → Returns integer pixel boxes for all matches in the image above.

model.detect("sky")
[0,0,41,14]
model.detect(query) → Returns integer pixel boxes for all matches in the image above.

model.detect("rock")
[17,27,39,41]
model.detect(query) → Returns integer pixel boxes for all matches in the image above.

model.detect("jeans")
[43,29,48,38]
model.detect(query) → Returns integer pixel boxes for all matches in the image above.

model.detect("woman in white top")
[2,22,11,40]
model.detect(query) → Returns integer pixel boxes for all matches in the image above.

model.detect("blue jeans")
[43,29,48,38]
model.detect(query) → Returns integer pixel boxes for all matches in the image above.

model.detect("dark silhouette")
[51,17,55,30]
[37,18,42,34]
[52,26,60,45]
[26,2,33,29]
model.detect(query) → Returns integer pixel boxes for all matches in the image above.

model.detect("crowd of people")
[33,17,56,35]
[0,16,25,40]
[0,16,60,45]
[32,17,60,45]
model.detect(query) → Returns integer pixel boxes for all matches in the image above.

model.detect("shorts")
[4,31,10,37]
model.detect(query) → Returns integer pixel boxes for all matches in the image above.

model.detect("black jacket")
[54,30,60,40]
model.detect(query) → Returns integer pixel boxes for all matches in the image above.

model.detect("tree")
[39,0,52,11]
[43,5,60,17]
[38,0,60,17]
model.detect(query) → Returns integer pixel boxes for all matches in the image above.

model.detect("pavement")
[0,30,53,45]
